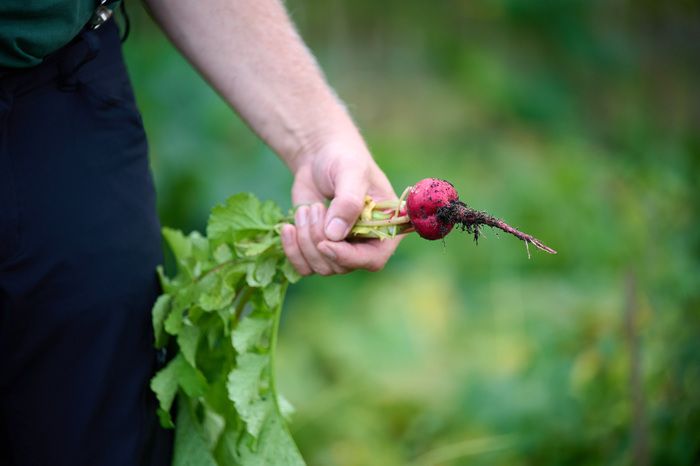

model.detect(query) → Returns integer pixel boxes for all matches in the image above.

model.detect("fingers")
[317,236,401,272]
[285,148,399,275]
[324,166,368,241]
[295,204,334,275]
[281,204,348,276]
[282,220,401,275]
[280,224,311,276]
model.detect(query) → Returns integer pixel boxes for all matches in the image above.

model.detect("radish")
[351,178,557,256]
[406,178,459,240]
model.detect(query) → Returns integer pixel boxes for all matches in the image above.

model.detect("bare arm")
[143,0,400,274]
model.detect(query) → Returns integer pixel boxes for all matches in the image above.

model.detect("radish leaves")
[151,193,303,466]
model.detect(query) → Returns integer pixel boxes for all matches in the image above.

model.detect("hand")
[280,139,401,276]
[146,0,399,275]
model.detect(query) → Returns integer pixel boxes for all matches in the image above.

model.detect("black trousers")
[0,21,173,465]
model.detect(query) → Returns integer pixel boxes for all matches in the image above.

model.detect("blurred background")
[122,1,699,464]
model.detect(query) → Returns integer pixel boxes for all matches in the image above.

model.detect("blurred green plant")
[123,0,699,464]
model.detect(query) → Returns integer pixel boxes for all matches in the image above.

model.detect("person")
[0,0,400,464]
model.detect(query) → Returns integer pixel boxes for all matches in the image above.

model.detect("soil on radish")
[436,199,557,255]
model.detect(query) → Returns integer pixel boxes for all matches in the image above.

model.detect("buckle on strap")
[89,0,118,30]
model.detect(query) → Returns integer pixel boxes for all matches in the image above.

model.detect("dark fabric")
[0,20,173,466]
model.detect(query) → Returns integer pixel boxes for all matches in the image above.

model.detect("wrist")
[286,118,368,174]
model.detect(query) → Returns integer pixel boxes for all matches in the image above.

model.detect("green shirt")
[0,0,96,68]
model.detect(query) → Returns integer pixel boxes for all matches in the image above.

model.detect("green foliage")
[151,194,303,465]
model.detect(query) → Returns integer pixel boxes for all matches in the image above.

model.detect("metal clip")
[90,0,114,30]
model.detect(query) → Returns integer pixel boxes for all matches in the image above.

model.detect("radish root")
[437,200,557,254]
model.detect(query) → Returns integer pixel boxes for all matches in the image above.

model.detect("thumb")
[324,166,368,241]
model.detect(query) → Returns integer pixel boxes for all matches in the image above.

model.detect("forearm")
[143,0,361,170]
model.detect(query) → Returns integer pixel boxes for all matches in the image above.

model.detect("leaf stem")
[354,215,410,227]
[233,286,255,322]
[194,258,236,283]
[268,284,298,439]
[372,200,401,210]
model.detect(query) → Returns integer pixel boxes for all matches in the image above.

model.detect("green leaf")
[281,259,302,284]
[151,355,182,427]
[162,229,214,280]
[157,407,174,429]
[236,234,278,258]
[198,273,236,312]
[190,231,211,263]
[216,429,243,465]
[260,199,284,225]
[172,283,198,316]
[207,193,281,243]
[223,265,246,289]
[173,397,217,466]
[163,227,192,263]
[236,413,305,466]
[277,394,296,422]
[179,364,208,399]
[157,265,174,294]
[227,353,271,438]
[263,283,283,309]
[244,398,274,441]
[164,306,184,336]
[202,404,226,450]
[247,256,278,287]
[178,323,200,367]
[213,243,233,263]
[152,294,172,348]
[232,317,271,354]
[151,354,208,428]
[187,305,205,323]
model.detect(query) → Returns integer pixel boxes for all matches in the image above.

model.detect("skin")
[144,0,400,275]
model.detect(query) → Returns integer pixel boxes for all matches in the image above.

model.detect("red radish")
[351,178,557,256]
[406,178,459,240]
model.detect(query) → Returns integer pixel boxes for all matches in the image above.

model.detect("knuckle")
[341,193,366,211]
[365,259,385,273]
[310,225,326,243]
[288,257,311,276]
[332,264,349,275]
[333,255,356,270]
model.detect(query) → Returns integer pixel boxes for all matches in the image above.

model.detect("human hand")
[147,0,401,274]
[280,139,401,276]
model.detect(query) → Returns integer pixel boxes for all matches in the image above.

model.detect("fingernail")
[326,217,347,241]
[319,244,337,260]
[296,207,308,227]
[310,203,320,225]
